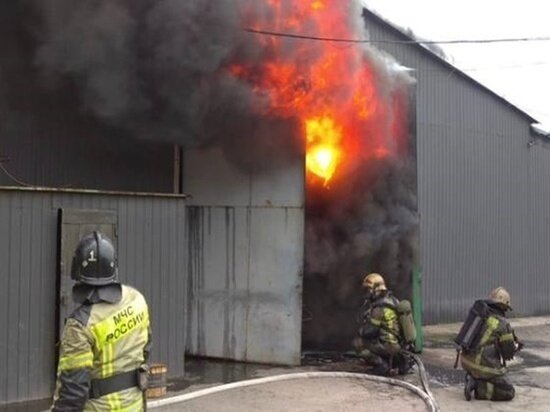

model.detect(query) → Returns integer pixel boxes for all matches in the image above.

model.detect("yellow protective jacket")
[52,284,151,411]
[359,292,401,348]
[461,305,516,380]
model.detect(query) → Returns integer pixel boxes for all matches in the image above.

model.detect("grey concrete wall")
[183,147,304,365]
[0,188,186,405]
[364,9,550,323]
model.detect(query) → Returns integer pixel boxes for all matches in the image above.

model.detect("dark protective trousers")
[355,339,401,375]
[473,376,515,401]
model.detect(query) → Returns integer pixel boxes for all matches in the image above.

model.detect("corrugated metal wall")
[364,10,550,323]
[183,147,304,365]
[0,122,175,193]
[0,188,186,405]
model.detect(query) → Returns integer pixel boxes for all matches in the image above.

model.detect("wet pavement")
[422,316,550,411]
[151,316,550,411]
[5,316,549,411]
[156,376,429,412]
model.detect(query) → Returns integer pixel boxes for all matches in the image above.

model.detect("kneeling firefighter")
[455,286,523,402]
[354,273,417,376]
[51,231,152,411]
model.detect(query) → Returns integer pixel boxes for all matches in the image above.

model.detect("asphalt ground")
[151,316,550,411]
[423,316,550,411]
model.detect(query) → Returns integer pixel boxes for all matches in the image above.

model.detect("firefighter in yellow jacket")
[51,231,152,411]
[354,273,404,376]
[461,287,521,401]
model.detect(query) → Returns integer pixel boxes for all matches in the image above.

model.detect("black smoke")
[302,76,419,350]
[3,0,419,349]
[26,1,242,143]
[14,0,302,171]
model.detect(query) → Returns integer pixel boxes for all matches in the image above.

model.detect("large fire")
[305,116,342,185]
[231,1,403,187]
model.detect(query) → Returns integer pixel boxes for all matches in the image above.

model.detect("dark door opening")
[301,76,419,352]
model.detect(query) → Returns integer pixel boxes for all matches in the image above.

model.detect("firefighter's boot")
[371,358,394,376]
[464,373,476,401]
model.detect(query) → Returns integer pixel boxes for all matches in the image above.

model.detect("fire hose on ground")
[410,352,440,411]
[147,353,440,412]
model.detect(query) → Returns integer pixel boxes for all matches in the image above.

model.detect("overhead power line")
[244,28,550,45]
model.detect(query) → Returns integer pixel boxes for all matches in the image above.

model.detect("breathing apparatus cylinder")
[396,300,417,344]
[454,299,490,352]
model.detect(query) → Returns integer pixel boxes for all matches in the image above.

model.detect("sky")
[362,0,550,129]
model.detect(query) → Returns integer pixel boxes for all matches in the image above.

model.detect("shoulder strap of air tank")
[373,298,397,310]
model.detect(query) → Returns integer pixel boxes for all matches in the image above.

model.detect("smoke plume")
[8,0,419,348]
[26,1,245,145]
[303,156,420,349]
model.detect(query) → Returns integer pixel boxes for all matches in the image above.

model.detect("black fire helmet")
[71,231,117,286]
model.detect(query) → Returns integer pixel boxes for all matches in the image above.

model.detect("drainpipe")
[412,266,424,352]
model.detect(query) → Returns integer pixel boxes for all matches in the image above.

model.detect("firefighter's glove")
[515,341,524,352]
[497,334,516,361]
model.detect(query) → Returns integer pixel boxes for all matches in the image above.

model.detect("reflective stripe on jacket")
[52,284,151,411]
[359,293,401,347]
[461,312,515,380]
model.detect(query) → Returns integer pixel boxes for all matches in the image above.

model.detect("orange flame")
[305,116,341,184]
[311,0,326,10]
[231,1,405,187]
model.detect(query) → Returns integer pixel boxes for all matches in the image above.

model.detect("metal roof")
[363,8,538,124]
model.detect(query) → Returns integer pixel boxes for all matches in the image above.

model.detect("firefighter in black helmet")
[461,287,522,402]
[51,231,152,411]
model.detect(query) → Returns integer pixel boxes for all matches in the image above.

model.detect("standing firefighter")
[354,273,415,376]
[456,286,523,402]
[51,231,152,411]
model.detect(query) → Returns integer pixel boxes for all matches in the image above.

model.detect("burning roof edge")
[362,7,539,125]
